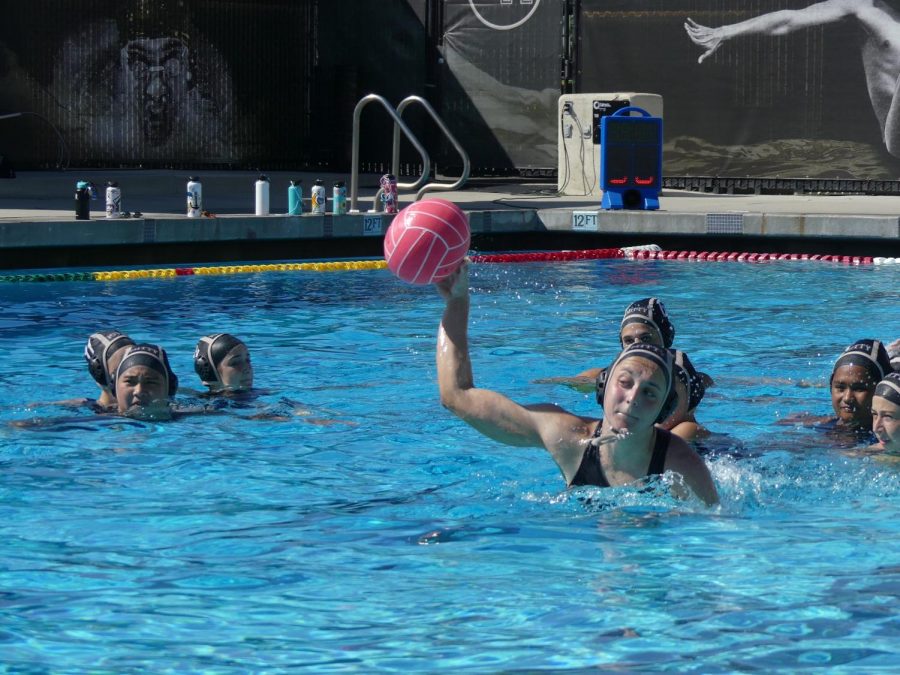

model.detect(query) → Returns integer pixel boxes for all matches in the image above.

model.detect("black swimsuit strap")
[570,424,671,488]
[647,427,671,476]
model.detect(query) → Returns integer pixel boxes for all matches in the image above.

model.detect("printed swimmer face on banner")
[121,37,191,146]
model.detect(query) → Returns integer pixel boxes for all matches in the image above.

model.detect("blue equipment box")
[599,107,662,210]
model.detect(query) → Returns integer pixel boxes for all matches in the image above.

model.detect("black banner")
[4,1,894,180]
[438,0,562,174]
[0,0,316,168]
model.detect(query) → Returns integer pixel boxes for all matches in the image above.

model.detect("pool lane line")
[0,249,896,283]
[0,249,628,283]
[0,260,389,283]
[623,249,886,265]
[469,248,625,263]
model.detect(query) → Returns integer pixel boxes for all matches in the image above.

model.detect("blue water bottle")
[332,181,347,215]
[288,180,303,215]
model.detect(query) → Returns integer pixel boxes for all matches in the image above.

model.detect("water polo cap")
[875,372,900,407]
[620,298,675,348]
[194,333,245,385]
[115,344,179,396]
[888,343,900,373]
[831,339,892,385]
[84,330,136,388]
[595,343,677,423]
[673,350,706,412]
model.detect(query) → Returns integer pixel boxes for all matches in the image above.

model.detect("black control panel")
[592,99,630,144]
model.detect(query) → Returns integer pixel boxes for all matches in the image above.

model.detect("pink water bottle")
[380,173,398,214]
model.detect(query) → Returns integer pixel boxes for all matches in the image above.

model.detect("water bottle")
[105,181,122,219]
[287,180,303,215]
[187,176,202,218]
[311,178,326,214]
[255,174,270,216]
[380,173,398,214]
[75,180,95,220]
[332,180,347,215]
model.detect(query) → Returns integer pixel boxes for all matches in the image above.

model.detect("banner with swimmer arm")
[432,0,563,176]
[577,0,900,180]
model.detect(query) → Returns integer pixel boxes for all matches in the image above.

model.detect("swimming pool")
[2,258,899,670]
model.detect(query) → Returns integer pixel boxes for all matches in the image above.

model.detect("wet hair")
[875,372,900,407]
[595,343,678,423]
[673,350,706,412]
[194,334,246,386]
[830,339,892,386]
[84,330,135,389]
[620,298,675,348]
[115,344,179,396]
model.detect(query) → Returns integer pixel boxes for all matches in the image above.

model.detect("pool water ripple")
[0,259,898,670]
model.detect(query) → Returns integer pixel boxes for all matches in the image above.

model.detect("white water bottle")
[255,174,270,216]
[187,177,202,218]
[311,178,326,214]
[105,181,122,219]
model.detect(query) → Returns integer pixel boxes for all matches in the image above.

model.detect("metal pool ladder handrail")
[349,94,430,213]
[390,95,470,201]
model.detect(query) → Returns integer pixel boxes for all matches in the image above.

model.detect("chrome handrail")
[349,94,429,213]
[391,95,470,200]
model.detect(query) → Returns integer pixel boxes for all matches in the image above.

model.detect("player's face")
[830,365,876,428]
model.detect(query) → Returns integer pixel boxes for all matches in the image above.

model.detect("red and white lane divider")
[621,245,899,265]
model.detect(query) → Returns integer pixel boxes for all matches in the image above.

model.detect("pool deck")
[1,169,899,270]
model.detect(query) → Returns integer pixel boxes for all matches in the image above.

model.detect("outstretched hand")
[684,17,724,64]
[436,259,469,301]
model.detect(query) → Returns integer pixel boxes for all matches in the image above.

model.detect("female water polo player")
[828,339,892,433]
[115,343,179,420]
[661,350,708,441]
[574,297,675,382]
[83,330,135,410]
[870,372,900,454]
[436,261,718,505]
[193,334,254,394]
[783,339,893,446]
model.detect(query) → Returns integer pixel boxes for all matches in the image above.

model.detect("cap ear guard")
[85,331,134,389]
[85,335,109,386]
[194,336,221,385]
[160,349,179,397]
[656,387,679,424]
[86,353,107,386]
[595,368,609,405]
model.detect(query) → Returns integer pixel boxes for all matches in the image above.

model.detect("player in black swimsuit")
[436,261,718,505]
[571,421,673,487]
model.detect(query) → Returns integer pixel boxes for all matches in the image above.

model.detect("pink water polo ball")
[383,198,470,284]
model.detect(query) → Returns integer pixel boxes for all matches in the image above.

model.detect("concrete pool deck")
[1,169,899,270]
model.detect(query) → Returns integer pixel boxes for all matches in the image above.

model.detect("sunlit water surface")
[1,259,898,671]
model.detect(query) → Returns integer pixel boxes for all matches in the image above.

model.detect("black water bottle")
[75,180,91,220]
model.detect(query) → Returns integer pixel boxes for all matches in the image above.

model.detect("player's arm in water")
[436,261,595,482]
[533,367,603,394]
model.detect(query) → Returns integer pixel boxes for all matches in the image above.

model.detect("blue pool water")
[1,258,899,671]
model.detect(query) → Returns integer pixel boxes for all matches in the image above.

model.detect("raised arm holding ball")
[435,261,719,506]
